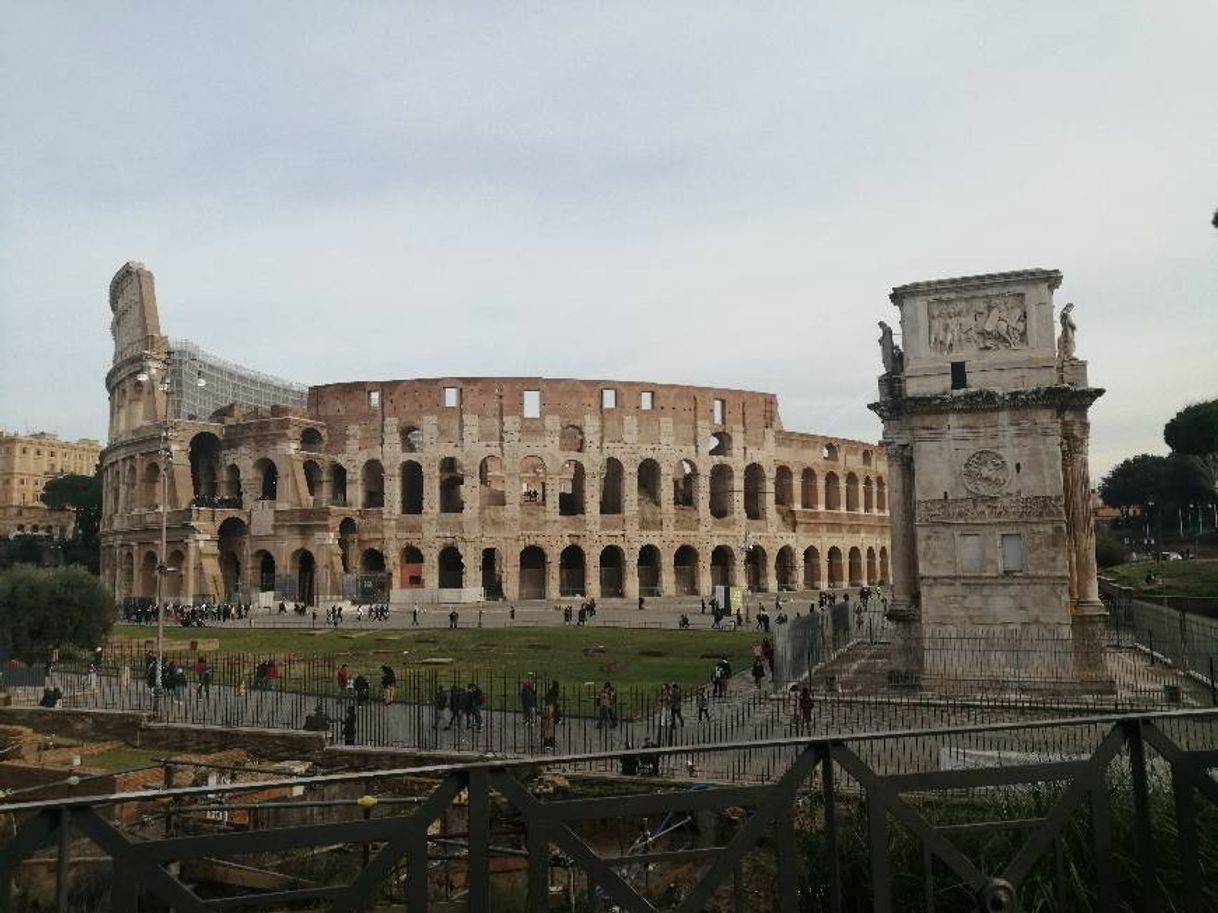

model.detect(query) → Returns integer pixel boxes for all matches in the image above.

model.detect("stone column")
[1061,414,1103,615]
[624,555,639,601]
[883,443,920,620]
[587,549,601,600]
[546,551,561,602]
[185,538,198,602]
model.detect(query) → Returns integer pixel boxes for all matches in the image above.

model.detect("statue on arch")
[878,321,903,375]
[1057,303,1077,362]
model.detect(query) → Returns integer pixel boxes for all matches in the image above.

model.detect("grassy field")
[110,625,757,692]
[1103,558,1218,598]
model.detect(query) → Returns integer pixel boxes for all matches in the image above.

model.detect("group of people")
[560,598,598,626]
[122,600,253,626]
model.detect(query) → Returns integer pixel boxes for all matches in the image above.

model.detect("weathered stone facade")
[0,431,101,539]
[100,262,890,603]
[870,269,1106,650]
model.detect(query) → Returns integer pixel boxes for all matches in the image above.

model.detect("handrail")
[2,706,1214,814]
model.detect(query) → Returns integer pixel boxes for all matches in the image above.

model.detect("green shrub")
[1096,534,1130,568]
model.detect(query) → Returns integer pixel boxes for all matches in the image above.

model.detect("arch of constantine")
[100,262,890,604]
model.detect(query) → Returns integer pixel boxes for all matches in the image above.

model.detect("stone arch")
[827,546,844,587]
[862,449,873,466]
[775,545,797,590]
[165,549,185,599]
[519,456,546,505]
[822,443,839,461]
[824,472,841,511]
[803,546,821,589]
[745,545,768,592]
[303,460,323,501]
[866,547,878,585]
[361,460,385,508]
[300,428,324,452]
[599,545,625,598]
[142,461,161,509]
[123,463,136,513]
[559,460,586,516]
[600,458,623,515]
[673,460,697,508]
[400,426,423,453]
[218,517,246,597]
[774,466,793,507]
[254,549,276,593]
[293,548,317,605]
[559,425,585,453]
[253,458,279,501]
[400,545,424,588]
[480,548,503,599]
[438,546,465,589]
[330,463,348,506]
[709,464,734,518]
[361,548,386,574]
[139,549,158,598]
[439,457,464,513]
[637,544,662,596]
[673,545,699,595]
[637,459,661,508]
[863,476,874,513]
[711,545,735,588]
[188,432,221,501]
[708,431,732,457]
[478,456,505,508]
[848,547,863,586]
[519,545,547,600]
[800,468,818,509]
[879,547,890,584]
[845,473,860,512]
[400,460,424,513]
[744,463,766,520]
[559,545,586,597]
[877,477,887,512]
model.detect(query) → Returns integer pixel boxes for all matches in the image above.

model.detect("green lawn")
[110,625,756,694]
[1103,558,1218,598]
[84,744,167,772]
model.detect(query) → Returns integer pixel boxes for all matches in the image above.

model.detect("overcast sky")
[2,3,1215,478]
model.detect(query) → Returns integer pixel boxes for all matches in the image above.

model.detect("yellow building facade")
[0,432,101,538]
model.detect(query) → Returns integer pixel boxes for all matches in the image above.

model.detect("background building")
[100,262,890,604]
[0,431,100,538]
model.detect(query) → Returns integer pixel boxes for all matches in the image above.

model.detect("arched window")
[745,545,768,592]
[637,459,661,507]
[744,463,766,520]
[877,477,887,512]
[478,456,505,508]
[253,458,278,501]
[845,473,860,512]
[599,546,625,597]
[866,547,878,585]
[559,460,585,516]
[400,426,423,453]
[862,449,873,467]
[673,460,696,508]
[438,546,465,589]
[774,466,793,507]
[711,545,735,588]
[330,463,348,506]
[673,545,699,595]
[439,457,464,513]
[803,546,821,589]
[775,546,797,591]
[822,443,839,461]
[848,547,863,586]
[142,461,161,509]
[637,544,662,596]
[879,547,890,584]
[400,545,424,589]
[559,545,586,596]
[863,476,874,513]
[303,460,323,501]
[337,517,357,573]
[401,460,424,513]
[519,456,547,505]
[824,472,841,511]
[827,547,844,587]
[300,428,323,451]
[361,548,386,573]
[519,546,547,600]
[362,460,385,508]
[709,464,734,518]
[481,548,503,599]
[188,432,221,501]
[255,550,276,593]
[800,468,817,509]
[293,549,316,605]
[600,458,623,515]
[708,432,732,457]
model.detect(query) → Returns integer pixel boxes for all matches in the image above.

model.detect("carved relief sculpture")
[961,449,1010,497]
[928,294,1027,355]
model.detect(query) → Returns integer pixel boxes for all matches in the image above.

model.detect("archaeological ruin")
[99,262,890,604]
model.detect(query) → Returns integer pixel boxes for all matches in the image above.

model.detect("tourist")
[432,685,448,729]
[448,609,459,629]
[466,682,484,731]
[195,658,212,699]
[597,681,618,729]
[353,673,371,705]
[638,596,645,612]
[342,705,357,745]
[678,613,690,630]
[544,680,562,727]
[752,656,765,689]
[336,663,350,694]
[380,664,397,704]
[509,604,516,622]
[445,683,465,729]
[411,605,420,626]
[303,703,331,734]
[520,675,538,726]
[540,702,557,752]
[696,688,710,723]
[669,682,684,728]
[798,685,813,726]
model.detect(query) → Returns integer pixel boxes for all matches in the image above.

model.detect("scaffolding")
[168,339,307,421]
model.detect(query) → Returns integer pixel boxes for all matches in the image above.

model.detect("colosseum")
[100,262,891,605]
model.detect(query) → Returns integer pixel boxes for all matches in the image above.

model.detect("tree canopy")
[1164,399,1218,495]
[0,564,114,664]
[1098,453,1210,514]
[40,472,102,572]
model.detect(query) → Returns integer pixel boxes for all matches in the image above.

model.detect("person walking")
[696,688,710,723]
[541,702,557,752]
[433,685,448,729]
[466,682,484,731]
[336,663,350,694]
[520,675,538,726]
[798,685,814,726]
[669,682,684,728]
[751,657,765,689]
[445,683,464,729]
[597,681,618,729]
[380,664,397,704]
[341,705,357,745]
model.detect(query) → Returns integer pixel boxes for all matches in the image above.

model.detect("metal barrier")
[0,708,1215,911]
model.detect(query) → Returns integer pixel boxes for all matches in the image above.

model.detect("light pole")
[138,353,204,716]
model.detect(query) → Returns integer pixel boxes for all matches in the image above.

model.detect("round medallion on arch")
[962,449,1010,497]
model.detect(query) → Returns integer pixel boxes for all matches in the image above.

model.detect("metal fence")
[1,709,1215,912]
